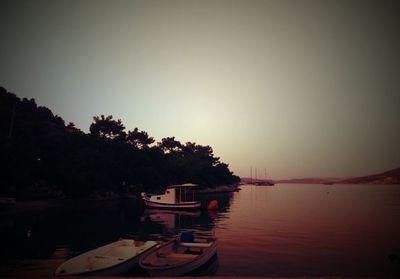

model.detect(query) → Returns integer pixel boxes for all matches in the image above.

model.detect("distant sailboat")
[254,168,274,186]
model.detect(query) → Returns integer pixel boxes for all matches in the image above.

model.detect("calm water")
[1,184,400,277]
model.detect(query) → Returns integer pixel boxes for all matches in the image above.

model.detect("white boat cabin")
[146,183,198,204]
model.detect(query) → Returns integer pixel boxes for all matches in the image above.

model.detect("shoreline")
[195,184,240,194]
[0,184,240,215]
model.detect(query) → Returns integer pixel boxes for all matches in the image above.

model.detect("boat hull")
[142,199,201,210]
[55,240,158,276]
[141,184,201,210]
[140,239,218,276]
[76,255,140,276]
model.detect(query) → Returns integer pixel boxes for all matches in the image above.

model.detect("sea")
[0,184,399,277]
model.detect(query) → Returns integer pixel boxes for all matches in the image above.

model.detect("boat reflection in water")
[141,209,201,231]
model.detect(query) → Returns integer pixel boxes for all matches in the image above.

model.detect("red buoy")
[208,199,218,210]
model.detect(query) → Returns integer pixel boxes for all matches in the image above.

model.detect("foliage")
[126,128,155,149]
[157,137,182,153]
[0,87,240,199]
[89,115,126,141]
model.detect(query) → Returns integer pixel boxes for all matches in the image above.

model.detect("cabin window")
[157,197,161,200]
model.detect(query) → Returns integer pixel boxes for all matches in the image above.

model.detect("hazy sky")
[1,0,399,179]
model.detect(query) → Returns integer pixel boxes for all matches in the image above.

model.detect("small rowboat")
[139,234,218,276]
[54,239,158,276]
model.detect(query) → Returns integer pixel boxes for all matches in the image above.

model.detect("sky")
[1,0,399,179]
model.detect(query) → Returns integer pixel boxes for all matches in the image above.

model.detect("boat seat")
[184,249,203,255]
[178,242,212,248]
[166,253,197,259]
[156,251,169,258]
[146,257,170,267]
[157,253,197,265]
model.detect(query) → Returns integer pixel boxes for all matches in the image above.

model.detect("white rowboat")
[139,236,217,276]
[54,239,158,276]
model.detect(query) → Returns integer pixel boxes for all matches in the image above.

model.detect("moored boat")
[141,183,201,210]
[254,181,275,186]
[139,233,218,276]
[54,239,158,276]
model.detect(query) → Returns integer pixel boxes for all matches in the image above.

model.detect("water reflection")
[0,198,145,261]
[141,209,201,230]
[136,192,235,238]
[3,185,398,277]
[0,192,234,276]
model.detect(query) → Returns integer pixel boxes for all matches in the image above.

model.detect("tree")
[157,137,183,153]
[126,128,155,149]
[66,122,83,134]
[89,115,126,141]
[1,87,241,198]
[183,142,220,165]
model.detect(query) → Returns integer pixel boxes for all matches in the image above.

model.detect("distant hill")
[272,177,340,184]
[338,167,400,184]
[240,178,275,184]
[241,167,400,185]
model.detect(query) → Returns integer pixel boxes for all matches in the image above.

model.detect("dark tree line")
[0,87,239,199]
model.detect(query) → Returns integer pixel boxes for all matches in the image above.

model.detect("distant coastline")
[241,167,400,185]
